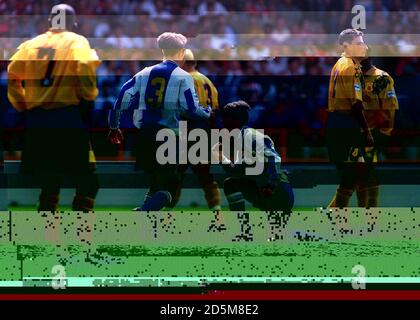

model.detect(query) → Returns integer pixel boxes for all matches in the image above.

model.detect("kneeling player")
[213,101,294,241]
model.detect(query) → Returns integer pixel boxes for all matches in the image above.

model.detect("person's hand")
[211,142,223,162]
[365,130,374,147]
[204,105,212,118]
[261,185,274,198]
[108,128,123,145]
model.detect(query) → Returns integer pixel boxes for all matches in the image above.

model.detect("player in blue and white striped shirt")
[108,32,211,211]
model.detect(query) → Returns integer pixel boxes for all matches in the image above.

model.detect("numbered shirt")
[362,67,399,136]
[7,29,100,111]
[109,60,210,129]
[190,70,219,110]
[328,55,363,112]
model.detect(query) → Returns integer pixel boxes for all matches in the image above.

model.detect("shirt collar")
[163,59,178,67]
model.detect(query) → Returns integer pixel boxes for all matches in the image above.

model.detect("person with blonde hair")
[108,32,211,211]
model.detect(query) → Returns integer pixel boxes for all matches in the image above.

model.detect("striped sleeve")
[179,73,211,120]
[109,75,139,129]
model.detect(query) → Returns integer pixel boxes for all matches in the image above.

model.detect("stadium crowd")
[0,0,419,160]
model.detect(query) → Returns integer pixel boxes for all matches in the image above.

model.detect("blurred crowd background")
[0,0,419,161]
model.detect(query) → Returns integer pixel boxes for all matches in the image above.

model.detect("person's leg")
[139,127,179,211]
[166,164,188,209]
[326,112,362,208]
[20,121,59,212]
[194,164,222,211]
[258,182,294,241]
[73,172,99,212]
[139,165,175,211]
[329,163,358,208]
[224,177,246,211]
[223,178,259,241]
[38,173,62,211]
[359,161,380,232]
[192,164,225,231]
[364,157,380,208]
[140,170,173,211]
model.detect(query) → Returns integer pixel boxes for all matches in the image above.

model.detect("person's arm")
[211,143,246,175]
[351,100,374,146]
[179,74,211,120]
[108,76,139,144]
[378,75,398,137]
[7,43,27,112]
[342,64,374,146]
[208,81,220,127]
[210,80,219,110]
[73,37,100,102]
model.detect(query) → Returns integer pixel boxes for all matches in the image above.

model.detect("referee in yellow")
[8,3,100,212]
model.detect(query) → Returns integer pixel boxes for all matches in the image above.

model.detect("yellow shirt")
[8,29,100,111]
[362,67,398,136]
[190,70,219,110]
[328,55,363,112]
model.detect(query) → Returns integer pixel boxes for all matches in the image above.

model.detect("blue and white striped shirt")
[109,60,210,129]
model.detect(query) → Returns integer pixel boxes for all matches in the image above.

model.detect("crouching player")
[212,101,294,241]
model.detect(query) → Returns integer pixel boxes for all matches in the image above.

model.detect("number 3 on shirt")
[37,47,56,87]
[147,77,166,109]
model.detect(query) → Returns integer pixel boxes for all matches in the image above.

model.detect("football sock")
[226,192,245,211]
[72,195,95,212]
[167,184,182,209]
[367,185,379,208]
[204,181,221,210]
[328,187,353,208]
[38,193,59,212]
[143,190,152,204]
[141,191,172,211]
[356,186,369,208]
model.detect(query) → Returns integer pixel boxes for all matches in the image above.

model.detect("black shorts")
[325,111,364,164]
[226,177,294,213]
[135,126,180,193]
[135,126,178,171]
[21,107,91,175]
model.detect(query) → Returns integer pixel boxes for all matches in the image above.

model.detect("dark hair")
[222,100,251,126]
[338,29,364,45]
[48,3,77,30]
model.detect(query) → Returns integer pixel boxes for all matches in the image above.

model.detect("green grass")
[0,208,419,286]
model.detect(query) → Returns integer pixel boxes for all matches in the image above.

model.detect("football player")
[8,3,100,212]
[349,57,398,209]
[167,49,224,230]
[108,33,211,211]
[212,100,294,241]
[326,29,373,209]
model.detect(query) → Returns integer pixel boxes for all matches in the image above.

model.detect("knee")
[77,174,99,199]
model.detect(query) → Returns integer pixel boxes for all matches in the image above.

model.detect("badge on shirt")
[387,90,395,98]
